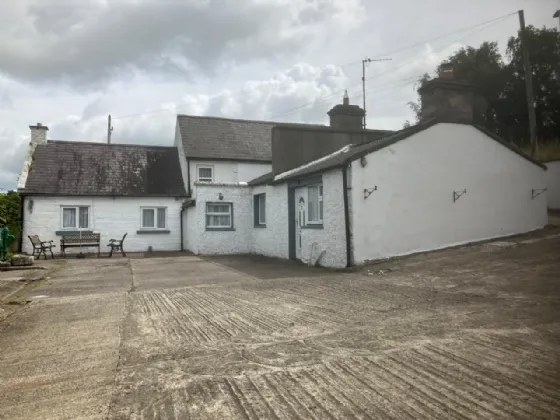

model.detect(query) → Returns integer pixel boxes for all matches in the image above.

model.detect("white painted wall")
[187,160,271,197]
[187,184,253,254]
[184,206,198,254]
[351,123,548,264]
[295,169,347,268]
[174,124,191,196]
[22,196,182,255]
[251,184,289,259]
[545,161,560,210]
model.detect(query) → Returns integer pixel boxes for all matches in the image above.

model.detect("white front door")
[295,192,306,260]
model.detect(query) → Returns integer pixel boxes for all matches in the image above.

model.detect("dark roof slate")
[177,115,325,162]
[248,171,274,186]
[274,120,547,182]
[22,141,187,196]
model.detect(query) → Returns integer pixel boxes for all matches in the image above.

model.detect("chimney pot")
[441,62,454,79]
[343,90,349,106]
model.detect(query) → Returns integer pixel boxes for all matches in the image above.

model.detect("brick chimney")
[18,123,49,190]
[418,63,482,123]
[327,90,365,130]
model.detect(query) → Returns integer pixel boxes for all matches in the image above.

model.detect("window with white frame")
[141,207,167,229]
[197,165,214,182]
[206,203,233,229]
[61,206,89,229]
[254,194,266,226]
[307,184,323,224]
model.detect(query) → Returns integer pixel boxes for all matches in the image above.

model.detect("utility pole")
[518,10,538,157]
[362,57,392,129]
[107,114,113,144]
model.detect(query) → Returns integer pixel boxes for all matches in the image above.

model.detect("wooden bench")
[60,233,100,257]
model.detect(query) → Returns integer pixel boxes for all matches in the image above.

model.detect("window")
[197,165,213,182]
[254,194,266,226]
[307,184,323,224]
[206,203,233,229]
[141,207,166,229]
[61,206,89,229]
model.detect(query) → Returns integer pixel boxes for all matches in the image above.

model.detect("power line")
[267,13,514,120]
[112,10,518,122]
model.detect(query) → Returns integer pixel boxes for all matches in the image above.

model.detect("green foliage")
[410,27,560,149]
[0,191,22,251]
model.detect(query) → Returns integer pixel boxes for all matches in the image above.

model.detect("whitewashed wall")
[296,169,347,268]
[187,160,271,197]
[174,124,191,196]
[545,161,560,210]
[351,123,548,264]
[184,207,198,253]
[188,184,253,254]
[22,196,182,255]
[251,184,289,259]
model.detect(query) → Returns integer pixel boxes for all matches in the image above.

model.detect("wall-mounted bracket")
[531,188,547,199]
[453,189,467,202]
[364,186,377,199]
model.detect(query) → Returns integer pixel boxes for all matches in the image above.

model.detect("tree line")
[408,25,560,157]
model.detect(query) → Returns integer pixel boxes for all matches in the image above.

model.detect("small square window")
[61,206,89,229]
[206,203,233,229]
[141,207,167,229]
[198,166,213,182]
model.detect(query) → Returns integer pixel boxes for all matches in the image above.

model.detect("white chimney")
[29,122,49,145]
[18,123,49,191]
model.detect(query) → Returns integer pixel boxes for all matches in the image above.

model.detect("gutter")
[341,165,352,267]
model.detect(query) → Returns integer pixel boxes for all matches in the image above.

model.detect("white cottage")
[180,68,548,268]
[19,66,548,265]
[18,126,187,255]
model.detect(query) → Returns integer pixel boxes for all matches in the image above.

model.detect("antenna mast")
[362,57,392,128]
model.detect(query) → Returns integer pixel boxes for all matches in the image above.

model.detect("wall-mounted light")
[28,199,34,213]
[218,193,224,200]
[360,156,367,168]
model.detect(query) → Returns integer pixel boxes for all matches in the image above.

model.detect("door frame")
[288,175,322,260]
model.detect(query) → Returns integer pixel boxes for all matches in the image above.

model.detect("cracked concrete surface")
[0,232,559,419]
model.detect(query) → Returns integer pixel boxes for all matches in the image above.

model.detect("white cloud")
[0,0,555,191]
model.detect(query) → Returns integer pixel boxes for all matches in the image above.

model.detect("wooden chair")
[28,235,55,260]
[107,233,127,257]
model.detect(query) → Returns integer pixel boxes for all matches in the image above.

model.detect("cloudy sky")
[0,0,557,190]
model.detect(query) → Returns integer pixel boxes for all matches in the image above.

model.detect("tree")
[409,27,560,148]
[0,191,22,251]
[504,26,560,146]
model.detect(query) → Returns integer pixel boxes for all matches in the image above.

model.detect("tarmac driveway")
[1,232,559,419]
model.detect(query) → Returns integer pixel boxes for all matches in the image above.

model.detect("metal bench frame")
[107,233,127,257]
[28,235,56,260]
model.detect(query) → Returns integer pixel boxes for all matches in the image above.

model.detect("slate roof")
[247,171,274,186]
[273,120,547,183]
[177,115,325,162]
[21,141,187,196]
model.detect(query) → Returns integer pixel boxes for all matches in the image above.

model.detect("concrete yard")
[0,231,559,419]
